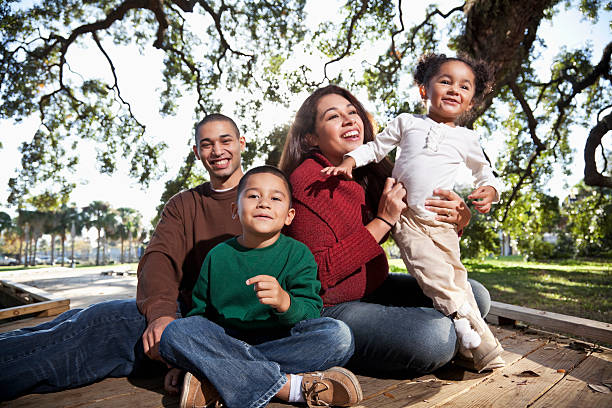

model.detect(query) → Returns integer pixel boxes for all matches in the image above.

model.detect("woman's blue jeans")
[159,316,354,408]
[321,273,491,376]
[0,299,148,401]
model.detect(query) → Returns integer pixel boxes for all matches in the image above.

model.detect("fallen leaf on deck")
[517,370,540,377]
[557,369,566,373]
[588,384,610,393]
[517,380,528,385]
[383,392,395,399]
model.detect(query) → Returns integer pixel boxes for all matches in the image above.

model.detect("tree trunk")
[120,237,125,263]
[96,229,101,266]
[50,233,55,265]
[458,0,560,123]
[61,235,66,266]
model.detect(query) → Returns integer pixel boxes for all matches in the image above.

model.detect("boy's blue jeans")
[159,316,354,408]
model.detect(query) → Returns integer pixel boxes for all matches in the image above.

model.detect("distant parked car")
[0,255,18,266]
[53,257,80,265]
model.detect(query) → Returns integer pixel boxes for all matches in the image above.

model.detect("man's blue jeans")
[321,273,491,376]
[159,316,354,408]
[0,299,148,401]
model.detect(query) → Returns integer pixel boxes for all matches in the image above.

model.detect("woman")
[279,85,491,376]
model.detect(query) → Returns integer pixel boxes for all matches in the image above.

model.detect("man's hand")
[321,157,356,179]
[164,367,184,396]
[142,315,175,362]
[246,275,291,313]
[468,185,497,213]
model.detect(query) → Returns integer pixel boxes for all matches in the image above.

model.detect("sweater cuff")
[274,295,304,326]
[140,300,179,323]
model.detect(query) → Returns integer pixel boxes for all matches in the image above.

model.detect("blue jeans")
[321,273,491,376]
[160,316,354,408]
[0,299,149,401]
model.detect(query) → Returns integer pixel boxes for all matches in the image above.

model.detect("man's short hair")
[194,114,240,144]
[237,165,293,207]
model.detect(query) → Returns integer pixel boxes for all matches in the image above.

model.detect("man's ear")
[231,202,238,220]
[284,208,296,226]
[192,145,200,160]
[239,136,246,152]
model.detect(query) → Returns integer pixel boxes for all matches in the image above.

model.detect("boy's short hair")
[237,165,293,207]
[194,113,240,144]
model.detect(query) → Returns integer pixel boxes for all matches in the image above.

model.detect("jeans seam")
[248,374,287,408]
[0,313,144,364]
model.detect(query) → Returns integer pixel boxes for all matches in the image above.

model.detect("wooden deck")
[1,268,611,407]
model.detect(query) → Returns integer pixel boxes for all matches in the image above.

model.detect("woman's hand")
[366,178,406,242]
[425,188,471,231]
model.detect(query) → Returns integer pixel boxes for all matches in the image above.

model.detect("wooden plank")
[531,349,612,408]
[437,340,588,407]
[0,299,70,320]
[0,315,57,333]
[344,328,549,407]
[489,301,612,344]
[37,304,70,317]
[1,280,60,302]
[2,376,178,408]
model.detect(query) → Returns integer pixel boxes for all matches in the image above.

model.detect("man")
[0,114,244,401]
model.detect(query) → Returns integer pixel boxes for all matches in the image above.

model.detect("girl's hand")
[321,157,356,179]
[164,367,184,396]
[425,188,471,230]
[468,185,496,213]
[246,275,291,313]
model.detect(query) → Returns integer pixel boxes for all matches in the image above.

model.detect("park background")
[0,0,610,322]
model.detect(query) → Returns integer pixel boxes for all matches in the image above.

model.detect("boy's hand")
[321,157,356,179]
[246,275,291,313]
[468,185,496,213]
[164,367,184,396]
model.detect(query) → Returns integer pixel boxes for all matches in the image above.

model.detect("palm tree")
[116,208,137,263]
[82,201,111,266]
[54,205,81,266]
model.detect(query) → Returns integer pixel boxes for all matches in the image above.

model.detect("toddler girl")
[322,53,504,372]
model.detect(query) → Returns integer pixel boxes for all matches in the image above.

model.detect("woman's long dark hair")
[279,85,393,214]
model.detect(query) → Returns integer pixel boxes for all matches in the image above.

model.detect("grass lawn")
[389,256,611,323]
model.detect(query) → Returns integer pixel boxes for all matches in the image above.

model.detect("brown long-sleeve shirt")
[136,183,242,323]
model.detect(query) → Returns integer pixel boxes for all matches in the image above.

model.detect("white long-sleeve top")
[347,113,501,219]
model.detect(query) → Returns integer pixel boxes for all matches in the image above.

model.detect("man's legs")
[160,316,354,408]
[0,299,147,400]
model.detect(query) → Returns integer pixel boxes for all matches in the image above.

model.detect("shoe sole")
[180,372,195,408]
[326,366,364,403]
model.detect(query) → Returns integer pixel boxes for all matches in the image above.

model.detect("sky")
[1,1,610,230]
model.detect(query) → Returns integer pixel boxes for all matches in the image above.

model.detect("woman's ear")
[306,133,318,147]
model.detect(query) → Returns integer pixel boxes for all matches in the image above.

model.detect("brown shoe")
[180,372,223,408]
[301,366,363,407]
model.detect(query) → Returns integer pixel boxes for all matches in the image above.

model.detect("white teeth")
[343,130,359,138]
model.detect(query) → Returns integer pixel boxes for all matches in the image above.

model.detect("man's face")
[193,120,245,189]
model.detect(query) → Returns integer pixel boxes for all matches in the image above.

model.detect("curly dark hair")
[414,53,495,105]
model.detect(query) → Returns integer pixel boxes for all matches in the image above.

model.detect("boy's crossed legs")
[160,316,360,408]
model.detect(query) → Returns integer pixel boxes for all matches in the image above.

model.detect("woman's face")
[309,93,364,166]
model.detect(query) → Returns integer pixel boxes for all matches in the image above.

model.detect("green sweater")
[188,234,322,331]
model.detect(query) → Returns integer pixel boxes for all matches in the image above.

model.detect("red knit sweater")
[285,153,389,306]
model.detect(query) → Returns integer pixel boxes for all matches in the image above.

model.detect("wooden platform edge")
[488,300,612,344]
[0,279,70,321]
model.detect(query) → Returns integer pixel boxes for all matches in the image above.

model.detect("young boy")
[159,165,363,408]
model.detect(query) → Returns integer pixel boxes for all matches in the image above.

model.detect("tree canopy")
[1,0,610,229]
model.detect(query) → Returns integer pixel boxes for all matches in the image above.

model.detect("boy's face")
[232,172,295,239]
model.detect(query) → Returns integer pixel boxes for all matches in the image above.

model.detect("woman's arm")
[424,188,471,231]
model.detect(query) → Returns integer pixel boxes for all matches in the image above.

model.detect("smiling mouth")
[341,130,360,140]
[210,158,230,168]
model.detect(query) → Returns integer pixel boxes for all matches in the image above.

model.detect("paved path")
[0,265,137,309]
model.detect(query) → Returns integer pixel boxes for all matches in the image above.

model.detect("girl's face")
[422,60,476,126]
[309,93,364,165]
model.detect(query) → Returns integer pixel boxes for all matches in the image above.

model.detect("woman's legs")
[321,273,491,376]
[0,299,148,400]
